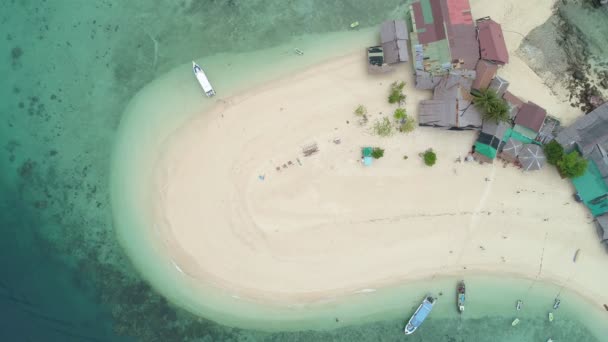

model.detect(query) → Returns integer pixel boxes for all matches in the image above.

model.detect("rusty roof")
[478,18,509,65]
[472,60,498,90]
[515,101,547,132]
[442,0,480,69]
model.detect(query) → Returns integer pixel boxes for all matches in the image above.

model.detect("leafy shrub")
[557,151,588,178]
[393,108,406,121]
[400,116,416,133]
[388,81,406,104]
[373,117,393,137]
[544,140,564,165]
[354,105,367,117]
[371,148,384,159]
[423,149,437,166]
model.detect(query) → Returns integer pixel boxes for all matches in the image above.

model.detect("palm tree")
[473,88,510,123]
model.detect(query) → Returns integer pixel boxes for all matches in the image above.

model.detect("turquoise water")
[2,0,607,341]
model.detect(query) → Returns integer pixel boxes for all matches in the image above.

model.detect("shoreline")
[110,0,608,333]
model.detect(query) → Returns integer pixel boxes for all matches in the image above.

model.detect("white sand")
[151,0,608,311]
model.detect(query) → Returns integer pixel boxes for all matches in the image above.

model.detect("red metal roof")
[442,0,480,69]
[472,60,498,90]
[478,18,509,65]
[515,101,547,132]
[412,0,446,45]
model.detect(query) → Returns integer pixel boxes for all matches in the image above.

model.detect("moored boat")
[192,61,216,97]
[511,318,520,326]
[457,280,465,313]
[404,295,436,335]
[549,312,554,322]
[553,298,561,310]
[516,299,522,311]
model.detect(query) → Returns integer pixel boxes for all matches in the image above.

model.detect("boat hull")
[404,295,435,335]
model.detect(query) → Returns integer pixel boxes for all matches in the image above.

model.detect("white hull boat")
[192,61,215,97]
[404,295,436,335]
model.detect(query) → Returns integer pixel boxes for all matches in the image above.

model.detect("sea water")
[1,0,607,341]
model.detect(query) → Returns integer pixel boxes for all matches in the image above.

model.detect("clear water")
[1,0,607,341]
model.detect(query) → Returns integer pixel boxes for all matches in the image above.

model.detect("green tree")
[394,108,406,121]
[473,88,510,123]
[388,81,406,104]
[373,117,393,137]
[354,105,367,117]
[544,140,564,165]
[371,148,385,159]
[423,149,437,166]
[557,151,588,178]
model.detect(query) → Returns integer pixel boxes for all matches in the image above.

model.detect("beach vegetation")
[403,155,409,160]
[399,116,416,133]
[423,149,437,166]
[557,151,588,178]
[354,105,367,117]
[373,117,393,137]
[388,81,406,104]
[393,108,406,121]
[544,140,564,165]
[371,148,384,159]
[473,88,510,123]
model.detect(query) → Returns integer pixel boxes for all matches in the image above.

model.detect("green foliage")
[371,148,385,159]
[388,81,406,104]
[373,117,393,137]
[393,108,406,121]
[423,149,437,166]
[544,140,564,165]
[400,116,416,133]
[474,88,510,123]
[354,105,367,117]
[557,151,588,178]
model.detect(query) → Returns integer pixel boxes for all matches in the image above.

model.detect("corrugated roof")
[472,60,498,90]
[514,101,547,132]
[412,0,446,45]
[556,103,608,155]
[442,0,480,69]
[597,215,608,240]
[381,20,409,64]
[477,18,509,64]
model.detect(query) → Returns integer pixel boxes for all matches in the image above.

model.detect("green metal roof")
[421,0,434,24]
[475,141,497,159]
[572,159,608,217]
[362,147,373,157]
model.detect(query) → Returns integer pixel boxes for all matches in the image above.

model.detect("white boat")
[192,61,215,97]
[404,295,436,335]
[294,48,304,56]
[516,299,522,311]
[549,312,554,322]
[511,318,520,326]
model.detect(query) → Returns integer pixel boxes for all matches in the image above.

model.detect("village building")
[472,60,498,91]
[502,91,524,119]
[367,46,392,73]
[556,103,608,217]
[596,215,608,252]
[409,0,480,89]
[489,76,509,97]
[476,17,509,65]
[513,101,547,140]
[380,20,409,64]
[518,144,546,171]
[473,119,508,163]
[418,70,483,129]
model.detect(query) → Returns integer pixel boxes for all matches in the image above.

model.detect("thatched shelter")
[518,144,546,171]
[500,138,523,163]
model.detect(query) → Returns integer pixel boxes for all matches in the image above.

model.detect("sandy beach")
[148,0,608,313]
